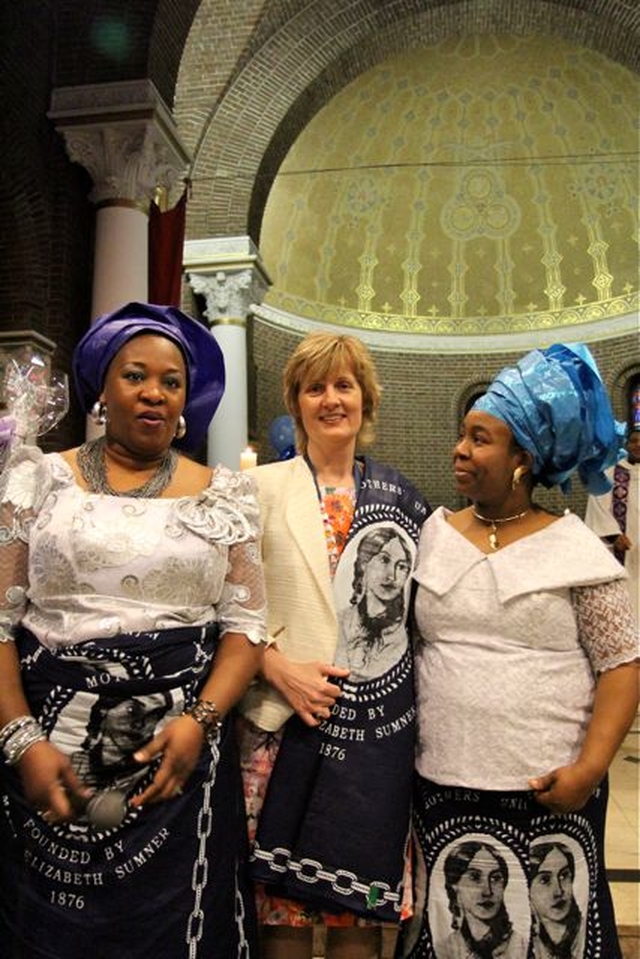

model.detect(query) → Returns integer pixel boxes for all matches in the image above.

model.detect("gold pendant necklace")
[472,507,529,551]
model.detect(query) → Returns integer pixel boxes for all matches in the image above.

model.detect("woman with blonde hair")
[238,331,431,959]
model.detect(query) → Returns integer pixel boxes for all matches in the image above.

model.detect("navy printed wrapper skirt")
[396,775,621,959]
[0,625,258,959]
[250,652,416,921]
[250,458,430,922]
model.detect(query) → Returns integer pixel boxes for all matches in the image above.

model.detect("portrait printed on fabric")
[49,689,177,795]
[530,835,588,959]
[333,522,416,683]
[428,834,531,959]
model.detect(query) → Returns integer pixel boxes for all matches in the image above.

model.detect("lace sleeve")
[0,446,53,642]
[216,472,266,645]
[217,537,267,645]
[573,580,639,674]
[0,499,33,643]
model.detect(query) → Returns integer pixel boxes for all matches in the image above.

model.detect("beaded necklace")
[77,436,178,498]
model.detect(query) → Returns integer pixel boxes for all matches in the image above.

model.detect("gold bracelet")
[183,699,222,743]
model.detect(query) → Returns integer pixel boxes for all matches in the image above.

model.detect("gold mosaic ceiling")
[260,35,639,335]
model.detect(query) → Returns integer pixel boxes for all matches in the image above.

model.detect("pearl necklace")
[77,436,178,498]
[472,507,530,551]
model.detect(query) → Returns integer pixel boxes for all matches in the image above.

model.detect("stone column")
[185,238,271,470]
[49,80,190,437]
[48,80,190,320]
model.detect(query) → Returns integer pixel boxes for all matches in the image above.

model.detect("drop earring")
[91,401,107,425]
[511,465,526,489]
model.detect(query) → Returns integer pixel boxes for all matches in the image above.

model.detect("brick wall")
[1,0,637,455]
[0,0,94,450]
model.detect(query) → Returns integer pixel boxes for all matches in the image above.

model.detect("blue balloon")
[269,415,296,458]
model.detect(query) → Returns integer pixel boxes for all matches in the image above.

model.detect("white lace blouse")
[0,447,266,649]
[413,507,638,791]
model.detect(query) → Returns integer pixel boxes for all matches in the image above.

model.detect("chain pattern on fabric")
[251,843,400,909]
[186,735,220,959]
[234,859,251,959]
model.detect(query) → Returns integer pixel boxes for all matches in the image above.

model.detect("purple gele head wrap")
[72,301,225,451]
[472,343,626,495]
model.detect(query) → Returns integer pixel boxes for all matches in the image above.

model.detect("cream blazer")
[238,456,338,732]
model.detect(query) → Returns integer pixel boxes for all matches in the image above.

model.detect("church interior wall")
[0,1,637,511]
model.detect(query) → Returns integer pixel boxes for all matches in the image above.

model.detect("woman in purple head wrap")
[0,302,267,957]
[398,343,638,959]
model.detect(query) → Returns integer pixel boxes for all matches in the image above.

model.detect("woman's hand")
[528,760,602,813]
[129,715,206,808]
[18,740,92,821]
[263,648,350,726]
[131,632,264,807]
[531,663,639,814]
[613,533,632,552]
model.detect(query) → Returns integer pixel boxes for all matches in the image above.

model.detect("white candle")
[240,446,257,471]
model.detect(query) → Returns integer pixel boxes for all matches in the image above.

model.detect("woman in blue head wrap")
[398,344,638,959]
[0,302,267,958]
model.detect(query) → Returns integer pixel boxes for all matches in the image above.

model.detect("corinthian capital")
[49,80,190,207]
[185,237,271,324]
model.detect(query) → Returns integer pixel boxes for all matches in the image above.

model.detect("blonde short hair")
[283,331,381,454]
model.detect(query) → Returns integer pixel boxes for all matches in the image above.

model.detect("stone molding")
[251,301,639,355]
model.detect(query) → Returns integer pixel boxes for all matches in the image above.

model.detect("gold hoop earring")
[511,466,526,489]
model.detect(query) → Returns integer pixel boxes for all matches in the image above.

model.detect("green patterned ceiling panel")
[260,34,639,334]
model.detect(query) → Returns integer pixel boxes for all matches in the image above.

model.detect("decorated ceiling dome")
[260,34,639,337]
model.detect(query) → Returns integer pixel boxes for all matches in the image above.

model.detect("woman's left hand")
[528,760,600,813]
[129,715,205,807]
[531,663,639,813]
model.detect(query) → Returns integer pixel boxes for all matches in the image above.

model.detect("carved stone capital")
[185,237,271,324]
[49,80,190,207]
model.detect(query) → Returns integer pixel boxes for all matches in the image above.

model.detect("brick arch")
[176,0,640,239]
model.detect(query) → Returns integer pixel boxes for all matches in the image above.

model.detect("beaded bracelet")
[182,699,223,743]
[0,715,35,748]
[0,716,46,765]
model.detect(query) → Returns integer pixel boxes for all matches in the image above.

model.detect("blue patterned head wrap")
[472,343,626,494]
[72,301,225,451]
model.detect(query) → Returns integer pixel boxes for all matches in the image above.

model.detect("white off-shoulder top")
[412,506,638,791]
